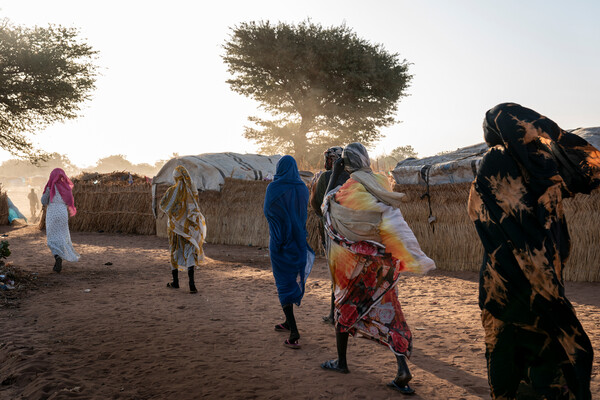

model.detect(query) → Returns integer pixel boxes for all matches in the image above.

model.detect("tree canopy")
[374,145,418,171]
[223,20,412,165]
[0,19,98,163]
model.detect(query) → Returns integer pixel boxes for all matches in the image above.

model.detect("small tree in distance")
[374,145,418,171]
[223,20,412,165]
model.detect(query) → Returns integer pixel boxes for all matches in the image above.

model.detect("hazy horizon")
[0,0,599,167]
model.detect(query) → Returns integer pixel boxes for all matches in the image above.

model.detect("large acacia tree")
[0,20,98,162]
[223,20,412,164]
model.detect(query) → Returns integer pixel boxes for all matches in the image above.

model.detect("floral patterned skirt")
[332,245,412,357]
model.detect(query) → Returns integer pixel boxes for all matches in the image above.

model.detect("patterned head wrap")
[482,102,600,194]
[342,143,371,173]
[323,146,344,170]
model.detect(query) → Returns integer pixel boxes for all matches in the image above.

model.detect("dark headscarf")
[342,143,371,173]
[483,102,600,196]
[264,155,306,208]
[323,146,344,170]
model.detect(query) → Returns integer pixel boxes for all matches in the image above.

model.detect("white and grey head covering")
[342,143,371,173]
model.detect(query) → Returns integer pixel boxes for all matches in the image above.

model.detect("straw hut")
[153,152,318,249]
[38,172,155,235]
[390,127,600,282]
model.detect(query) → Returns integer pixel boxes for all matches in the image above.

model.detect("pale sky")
[0,0,598,167]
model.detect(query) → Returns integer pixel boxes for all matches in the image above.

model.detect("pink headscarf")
[43,168,77,216]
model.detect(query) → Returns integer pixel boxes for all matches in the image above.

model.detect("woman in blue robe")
[264,155,315,349]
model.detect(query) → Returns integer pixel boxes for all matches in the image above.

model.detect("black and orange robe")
[468,103,600,400]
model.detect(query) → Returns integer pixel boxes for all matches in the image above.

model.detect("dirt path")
[0,225,598,399]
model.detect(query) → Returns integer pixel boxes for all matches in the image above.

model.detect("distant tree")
[390,145,418,161]
[0,19,98,162]
[374,145,418,172]
[133,163,159,177]
[94,154,134,174]
[223,20,412,164]
[0,152,78,178]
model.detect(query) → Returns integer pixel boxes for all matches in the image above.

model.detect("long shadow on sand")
[410,348,491,399]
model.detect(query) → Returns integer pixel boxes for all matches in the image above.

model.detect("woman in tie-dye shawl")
[160,165,206,294]
[468,103,600,400]
[320,142,435,394]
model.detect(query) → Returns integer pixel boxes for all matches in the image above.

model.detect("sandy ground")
[0,225,598,400]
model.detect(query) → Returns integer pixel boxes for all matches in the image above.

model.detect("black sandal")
[53,255,62,273]
[387,380,415,395]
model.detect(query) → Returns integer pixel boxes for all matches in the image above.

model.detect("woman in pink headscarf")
[41,168,80,273]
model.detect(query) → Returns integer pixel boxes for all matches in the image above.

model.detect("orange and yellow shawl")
[323,170,435,356]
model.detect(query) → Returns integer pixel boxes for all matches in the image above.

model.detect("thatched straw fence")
[155,177,324,252]
[156,178,271,246]
[39,173,155,235]
[393,182,600,282]
[0,184,8,226]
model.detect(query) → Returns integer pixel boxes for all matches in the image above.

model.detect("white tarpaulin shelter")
[152,152,282,191]
[151,152,282,218]
[391,127,600,185]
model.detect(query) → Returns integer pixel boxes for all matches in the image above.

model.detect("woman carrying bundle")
[160,165,206,294]
[41,168,80,273]
[320,143,435,394]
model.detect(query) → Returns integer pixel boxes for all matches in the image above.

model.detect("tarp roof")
[152,153,282,191]
[391,127,600,185]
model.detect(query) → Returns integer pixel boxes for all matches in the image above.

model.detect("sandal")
[284,339,301,349]
[320,359,349,374]
[387,380,415,395]
[274,323,290,332]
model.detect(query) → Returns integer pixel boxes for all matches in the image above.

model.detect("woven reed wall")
[156,178,324,252]
[39,182,155,235]
[0,184,8,226]
[307,210,325,256]
[562,191,600,282]
[394,182,483,273]
[156,178,271,247]
[394,182,600,282]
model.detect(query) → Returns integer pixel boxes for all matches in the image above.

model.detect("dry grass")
[156,178,325,252]
[307,210,324,256]
[156,178,270,247]
[39,180,155,235]
[394,182,600,282]
[74,171,150,185]
[394,182,484,273]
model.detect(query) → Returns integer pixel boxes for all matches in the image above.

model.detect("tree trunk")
[292,117,311,167]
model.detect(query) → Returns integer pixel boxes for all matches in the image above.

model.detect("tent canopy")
[152,153,282,192]
[392,127,600,186]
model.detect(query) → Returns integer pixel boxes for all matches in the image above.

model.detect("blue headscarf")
[263,156,314,306]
